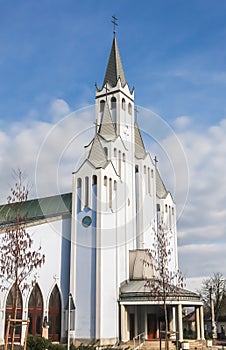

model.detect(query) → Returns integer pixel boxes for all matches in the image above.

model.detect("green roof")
[0,192,72,228]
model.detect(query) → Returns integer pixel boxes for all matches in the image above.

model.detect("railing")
[133,332,145,350]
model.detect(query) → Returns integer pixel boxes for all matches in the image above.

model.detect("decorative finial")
[112,15,118,37]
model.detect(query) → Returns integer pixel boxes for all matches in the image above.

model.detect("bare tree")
[145,214,184,350]
[198,272,226,323]
[0,169,45,349]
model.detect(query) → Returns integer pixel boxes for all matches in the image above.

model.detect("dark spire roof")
[102,37,127,88]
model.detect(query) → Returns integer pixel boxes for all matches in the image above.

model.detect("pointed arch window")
[5,284,23,342]
[48,285,62,342]
[100,100,105,112]
[111,97,117,109]
[111,97,117,124]
[28,284,43,336]
[128,103,132,115]
[122,98,126,110]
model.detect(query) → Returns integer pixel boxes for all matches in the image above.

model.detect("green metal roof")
[0,192,72,228]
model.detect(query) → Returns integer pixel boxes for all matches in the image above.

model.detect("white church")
[0,32,204,346]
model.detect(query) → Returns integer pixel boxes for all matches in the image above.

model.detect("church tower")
[69,31,178,345]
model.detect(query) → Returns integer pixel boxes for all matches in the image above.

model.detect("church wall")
[0,216,71,344]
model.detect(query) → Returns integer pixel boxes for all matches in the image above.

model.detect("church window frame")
[122,98,126,110]
[109,178,112,209]
[128,102,132,115]
[28,283,43,337]
[104,147,108,158]
[85,176,89,207]
[111,96,117,110]
[104,175,107,186]
[100,100,105,112]
[48,284,62,342]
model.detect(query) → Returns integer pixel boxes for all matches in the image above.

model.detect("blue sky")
[1,0,226,125]
[0,0,226,290]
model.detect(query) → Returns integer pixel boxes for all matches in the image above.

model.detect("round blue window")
[82,216,92,227]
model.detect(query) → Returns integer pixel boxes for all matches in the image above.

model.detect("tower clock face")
[82,215,92,227]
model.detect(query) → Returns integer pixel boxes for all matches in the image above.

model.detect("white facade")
[0,35,203,346]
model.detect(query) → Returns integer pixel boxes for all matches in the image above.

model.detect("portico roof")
[119,279,202,305]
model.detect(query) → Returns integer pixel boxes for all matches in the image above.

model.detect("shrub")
[26,335,51,350]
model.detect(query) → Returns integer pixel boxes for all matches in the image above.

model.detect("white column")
[178,304,183,342]
[121,305,128,342]
[200,306,205,340]
[195,307,201,339]
[171,307,176,339]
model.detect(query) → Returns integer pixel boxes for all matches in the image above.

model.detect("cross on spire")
[112,15,118,37]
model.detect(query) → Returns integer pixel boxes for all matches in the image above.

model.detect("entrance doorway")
[147,314,157,339]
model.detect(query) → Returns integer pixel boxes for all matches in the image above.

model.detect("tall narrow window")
[85,176,89,207]
[122,98,126,110]
[104,175,107,186]
[148,167,151,194]
[109,178,112,208]
[48,285,61,342]
[100,100,105,112]
[118,151,122,177]
[111,97,117,124]
[28,284,43,336]
[104,147,108,158]
[77,178,82,213]
[92,175,97,185]
[128,102,132,115]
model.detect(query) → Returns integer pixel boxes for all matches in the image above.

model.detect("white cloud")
[49,99,71,122]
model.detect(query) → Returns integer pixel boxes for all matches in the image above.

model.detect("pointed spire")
[98,102,116,141]
[134,122,146,159]
[88,136,108,169]
[102,37,127,88]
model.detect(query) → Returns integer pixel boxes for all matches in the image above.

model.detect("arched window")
[100,100,105,112]
[128,102,132,115]
[85,176,89,207]
[92,175,97,185]
[5,284,23,342]
[28,284,43,336]
[114,148,117,157]
[48,285,61,342]
[104,147,108,158]
[118,151,122,177]
[122,98,126,110]
[104,175,107,186]
[109,178,112,208]
[111,96,116,109]
[77,178,82,213]
[111,97,117,124]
